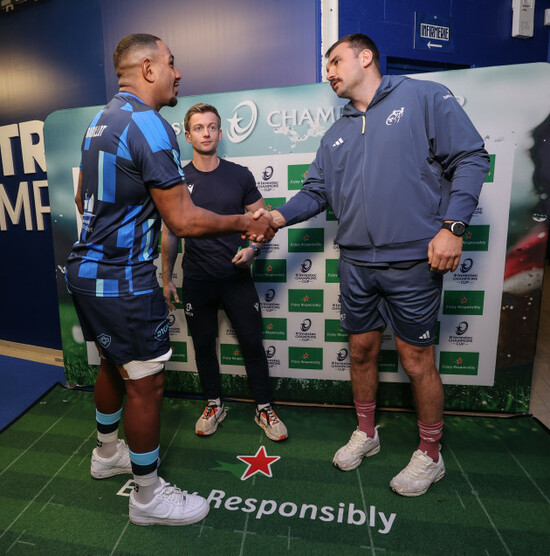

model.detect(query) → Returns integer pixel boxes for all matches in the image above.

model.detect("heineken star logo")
[456,358,463,364]
[237,446,280,480]
[234,349,240,356]
[303,296,309,301]
[461,297,467,303]
[303,234,309,241]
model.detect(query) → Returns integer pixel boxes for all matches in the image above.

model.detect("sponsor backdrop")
[46,63,550,412]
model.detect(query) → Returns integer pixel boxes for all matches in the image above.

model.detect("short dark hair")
[184,103,222,132]
[113,33,161,71]
[326,33,380,71]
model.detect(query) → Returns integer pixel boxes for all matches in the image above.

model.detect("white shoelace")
[159,482,185,501]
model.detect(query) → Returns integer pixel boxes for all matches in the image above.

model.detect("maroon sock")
[418,420,444,462]
[354,399,376,438]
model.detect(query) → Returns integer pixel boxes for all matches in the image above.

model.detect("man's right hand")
[242,210,277,242]
[163,280,180,311]
[254,208,286,229]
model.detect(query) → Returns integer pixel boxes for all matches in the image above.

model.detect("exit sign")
[414,13,455,53]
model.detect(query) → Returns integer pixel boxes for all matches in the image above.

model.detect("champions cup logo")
[266,346,276,358]
[454,257,478,285]
[331,347,350,370]
[263,166,274,180]
[226,101,258,143]
[337,348,348,362]
[295,317,316,341]
[265,289,276,302]
[460,258,474,273]
[448,320,473,346]
[300,259,312,273]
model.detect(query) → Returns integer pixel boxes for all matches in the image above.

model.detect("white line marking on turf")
[160,424,181,462]
[0,410,72,477]
[356,468,376,554]
[109,519,130,555]
[454,489,466,509]
[448,446,512,556]
[40,494,64,513]
[234,512,256,556]
[0,430,95,541]
[192,518,213,537]
[6,530,32,553]
[277,526,300,550]
[504,446,550,504]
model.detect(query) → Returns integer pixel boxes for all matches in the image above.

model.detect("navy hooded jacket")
[278,75,490,263]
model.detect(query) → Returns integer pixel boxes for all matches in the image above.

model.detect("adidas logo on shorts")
[419,331,431,340]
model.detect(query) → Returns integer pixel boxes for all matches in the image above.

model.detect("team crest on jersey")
[97,333,112,349]
[385,107,405,126]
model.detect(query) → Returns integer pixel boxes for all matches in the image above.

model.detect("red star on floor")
[237,446,281,481]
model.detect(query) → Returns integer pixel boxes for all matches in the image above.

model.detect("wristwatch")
[441,221,466,237]
[249,244,262,257]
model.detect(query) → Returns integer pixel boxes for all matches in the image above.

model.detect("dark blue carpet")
[0,355,65,431]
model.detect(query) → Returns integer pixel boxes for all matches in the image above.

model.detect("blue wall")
[0,0,549,349]
[339,0,550,73]
[0,0,106,348]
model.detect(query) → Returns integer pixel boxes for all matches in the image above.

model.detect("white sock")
[133,471,160,504]
[96,431,118,459]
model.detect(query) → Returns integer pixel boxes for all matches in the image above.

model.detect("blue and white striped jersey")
[66,92,184,297]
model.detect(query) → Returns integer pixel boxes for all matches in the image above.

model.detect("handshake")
[242,208,286,243]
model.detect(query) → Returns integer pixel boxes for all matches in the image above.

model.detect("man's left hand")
[232,247,255,269]
[428,229,463,273]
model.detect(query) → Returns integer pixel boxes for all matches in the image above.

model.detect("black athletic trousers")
[182,277,272,404]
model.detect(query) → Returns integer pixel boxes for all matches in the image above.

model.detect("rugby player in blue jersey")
[66,34,275,526]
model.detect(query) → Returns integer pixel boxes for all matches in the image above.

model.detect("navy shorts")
[70,287,171,364]
[338,258,443,346]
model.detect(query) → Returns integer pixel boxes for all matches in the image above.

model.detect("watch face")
[451,222,466,236]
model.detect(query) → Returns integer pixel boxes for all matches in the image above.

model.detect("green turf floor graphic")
[0,386,549,555]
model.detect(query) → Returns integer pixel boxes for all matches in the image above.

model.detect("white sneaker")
[91,439,132,479]
[195,402,227,436]
[255,405,288,441]
[333,427,380,471]
[129,477,210,526]
[390,450,445,497]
